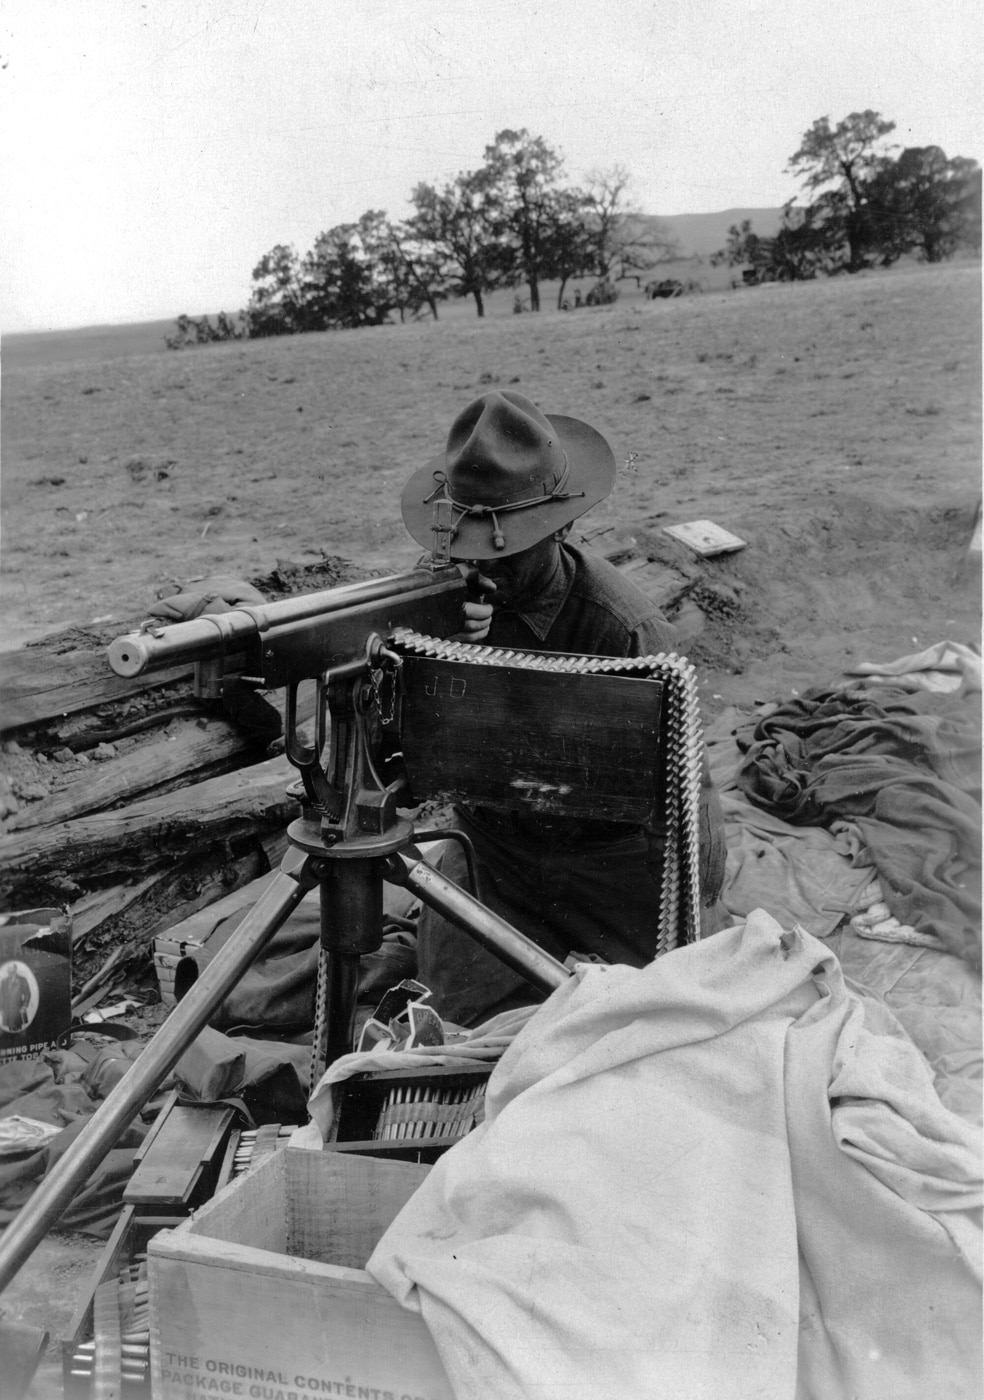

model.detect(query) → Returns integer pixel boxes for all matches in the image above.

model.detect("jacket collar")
[499,544,574,642]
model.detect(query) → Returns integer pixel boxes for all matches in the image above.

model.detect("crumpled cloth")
[187,881,419,1031]
[705,708,878,937]
[0,1053,153,1235]
[147,576,266,622]
[174,1025,311,1123]
[848,640,982,695]
[721,793,876,937]
[367,911,982,1400]
[736,685,982,968]
[829,922,983,1128]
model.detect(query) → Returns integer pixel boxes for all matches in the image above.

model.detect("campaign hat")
[401,391,616,559]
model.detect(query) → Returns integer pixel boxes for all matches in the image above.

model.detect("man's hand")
[452,573,496,642]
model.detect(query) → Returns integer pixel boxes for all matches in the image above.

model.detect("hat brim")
[401,413,617,560]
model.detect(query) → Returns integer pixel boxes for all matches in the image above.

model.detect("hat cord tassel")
[424,459,584,551]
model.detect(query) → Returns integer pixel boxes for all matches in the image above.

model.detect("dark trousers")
[416,808,667,1027]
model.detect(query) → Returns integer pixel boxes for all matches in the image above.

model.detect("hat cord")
[424,455,585,551]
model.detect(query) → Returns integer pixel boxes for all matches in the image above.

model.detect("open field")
[0,256,735,366]
[1,261,980,718]
[0,261,980,1391]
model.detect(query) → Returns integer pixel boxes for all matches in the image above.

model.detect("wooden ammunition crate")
[148,1147,453,1400]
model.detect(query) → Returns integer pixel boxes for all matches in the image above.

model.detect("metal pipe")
[0,860,316,1295]
[412,828,484,905]
[322,953,362,1071]
[389,851,571,994]
[318,859,385,1069]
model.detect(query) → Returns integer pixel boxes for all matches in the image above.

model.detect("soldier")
[401,391,727,1025]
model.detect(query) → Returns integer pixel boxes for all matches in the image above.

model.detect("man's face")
[461,534,562,610]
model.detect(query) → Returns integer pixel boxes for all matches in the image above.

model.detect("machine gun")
[0,550,703,1293]
[0,559,571,1293]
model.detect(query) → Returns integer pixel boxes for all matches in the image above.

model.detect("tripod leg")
[0,850,319,1296]
[386,850,571,996]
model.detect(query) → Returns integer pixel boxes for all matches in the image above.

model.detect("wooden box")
[148,1147,453,1400]
[398,653,667,824]
[124,1093,237,1213]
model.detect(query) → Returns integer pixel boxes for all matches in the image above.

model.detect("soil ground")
[2,261,981,715]
[0,260,980,1392]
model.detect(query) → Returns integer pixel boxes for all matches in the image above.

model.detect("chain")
[368,652,401,727]
[309,945,331,1093]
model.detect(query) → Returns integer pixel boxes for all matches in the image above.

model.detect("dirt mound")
[251,553,372,598]
[654,492,981,711]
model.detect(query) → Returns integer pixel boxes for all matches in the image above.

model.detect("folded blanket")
[368,912,982,1400]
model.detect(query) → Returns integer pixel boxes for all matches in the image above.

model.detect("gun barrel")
[108,565,467,680]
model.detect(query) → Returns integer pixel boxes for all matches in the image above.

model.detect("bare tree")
[583,165,679,283]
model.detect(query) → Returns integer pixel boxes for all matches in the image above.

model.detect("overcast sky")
[1,0,980,332]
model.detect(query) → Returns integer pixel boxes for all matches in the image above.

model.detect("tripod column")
[318,856,386,1072]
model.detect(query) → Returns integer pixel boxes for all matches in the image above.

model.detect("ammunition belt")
[392,630,705,956]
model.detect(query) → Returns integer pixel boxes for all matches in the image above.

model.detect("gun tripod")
[0,642,568,1296]
[0,582,702,1293]
[285,810,569,1087]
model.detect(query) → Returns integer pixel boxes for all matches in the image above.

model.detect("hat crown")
[444,392,567,508]
[400,390,616,559]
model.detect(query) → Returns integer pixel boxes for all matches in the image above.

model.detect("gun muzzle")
[108,609,262,676]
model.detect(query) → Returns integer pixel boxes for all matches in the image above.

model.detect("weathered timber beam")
[0,646,196,733]
[7,719,259,831]
[0,754,299,889]
[71,844,274,992]
[70,872,163,944]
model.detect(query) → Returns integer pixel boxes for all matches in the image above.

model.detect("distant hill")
[1,317,190,369]
[646,207,786,258]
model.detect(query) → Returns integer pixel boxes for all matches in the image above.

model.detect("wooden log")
[151,867,285,957]
[0,643,196,734]
[0,755,299,903]
[70,842,277,989]
[142,846,272,943]
[7,719,260,831]
[71,874,164,944]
